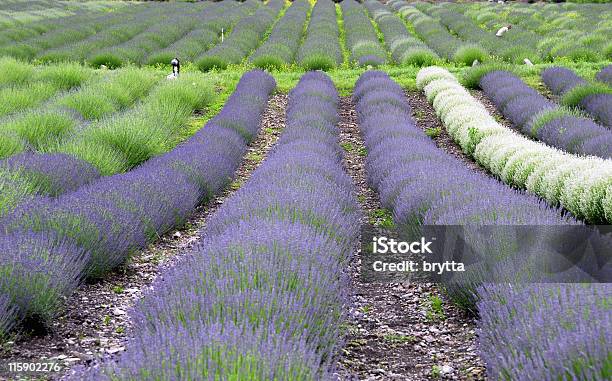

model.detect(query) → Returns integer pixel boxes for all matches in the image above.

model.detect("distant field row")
[0,0,610,71]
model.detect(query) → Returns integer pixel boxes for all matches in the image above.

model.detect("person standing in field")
[496,24,512,37]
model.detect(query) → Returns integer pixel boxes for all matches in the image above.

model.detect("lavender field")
[0,0,611,380]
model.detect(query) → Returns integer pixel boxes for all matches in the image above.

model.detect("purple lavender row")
[354,71,609,380]
[478,283,611,380]
[354,71,576,307]
[480,70,611,159]
[0,70,276,335]
[542,66,612,128]
[72,72,360,380]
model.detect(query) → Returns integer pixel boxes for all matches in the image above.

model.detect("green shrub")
[197,55,228,72]
[7,112,76,150]
[0,133,24,160]
[301,54,336,71]
[88,53,124,69]
[401,48,438,67]
[36,63,92,90]
[0,57,34,86]
[453,44,487,66]
[251,55,286,70]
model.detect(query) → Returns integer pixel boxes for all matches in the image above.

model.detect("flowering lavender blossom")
[478,283,611,381]
[71,71,360,380]
[581,93,612,128]
[537,116,612,159]
[1,152,100,196]
[0,70,275,332]
[541,66,587,95]
[0,231,89,331]
[596,64,612,86]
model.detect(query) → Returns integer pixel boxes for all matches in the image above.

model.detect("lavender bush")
[480,70,612,159]
[541,66,587,95]
[298,0,343,70]
[596,64,612,86]
[71,71,360,381]
[0,293,16,340]
[146,1,249,66]
[478,283,611,381]
[0,70,275,333]
[0,231,89,331]
[250,0,310,69]
[581,93,612,128]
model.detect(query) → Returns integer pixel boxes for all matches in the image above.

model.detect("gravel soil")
[405,91,489,176]
[334,96,486,381]
[0,94,287,381]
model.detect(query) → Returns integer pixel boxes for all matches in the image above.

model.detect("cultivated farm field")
[0,0,611,380]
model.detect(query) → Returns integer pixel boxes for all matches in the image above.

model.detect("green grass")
[53,72,215,175]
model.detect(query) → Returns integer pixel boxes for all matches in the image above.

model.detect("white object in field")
[496,26,509,37]
[524,58,534,66]
[498,0,505,4]
[167,57,180,80]
[472,59,480,67]
[221,28,224,43]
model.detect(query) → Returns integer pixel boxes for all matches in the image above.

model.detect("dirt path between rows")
[335,95,485,381]
[0,94,287,381]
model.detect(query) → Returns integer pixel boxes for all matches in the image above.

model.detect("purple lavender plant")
[70,71,360,380]
[1,152,100,196]
[595,64,612,86]
[478,283,611,381]
[542,66,587,95]
[581,93,612,128]
[0,231,89,331]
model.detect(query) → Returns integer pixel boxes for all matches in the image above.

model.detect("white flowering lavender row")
[0,70,276,338]
[71,71,361,380]
[417,67,612,224]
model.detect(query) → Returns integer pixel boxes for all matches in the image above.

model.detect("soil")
[404,91,489,175]
[0,94,288,381]
[334,96,486,381]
